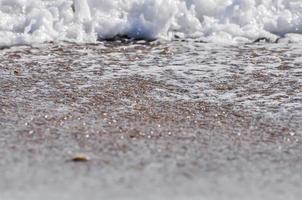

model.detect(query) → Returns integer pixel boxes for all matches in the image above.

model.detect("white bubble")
[0,0,301,46]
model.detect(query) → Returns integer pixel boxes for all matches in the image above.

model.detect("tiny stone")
[71,155,89,162]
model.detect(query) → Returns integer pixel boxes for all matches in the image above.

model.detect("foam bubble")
[0,0,301,46]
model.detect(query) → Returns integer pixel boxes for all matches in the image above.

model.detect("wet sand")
[1,41,302,200]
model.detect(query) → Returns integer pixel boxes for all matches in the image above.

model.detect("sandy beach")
[0,41,302,199]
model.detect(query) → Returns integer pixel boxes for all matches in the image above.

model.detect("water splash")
[0,0,302,46]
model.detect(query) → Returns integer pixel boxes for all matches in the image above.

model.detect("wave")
[0,0,302,46]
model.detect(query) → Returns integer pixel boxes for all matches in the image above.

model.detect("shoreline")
[1,42,302,199]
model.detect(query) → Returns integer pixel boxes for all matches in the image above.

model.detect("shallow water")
[0,41,302,199]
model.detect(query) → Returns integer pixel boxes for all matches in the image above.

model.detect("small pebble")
[14,70,21,75]
[71,155,89,162]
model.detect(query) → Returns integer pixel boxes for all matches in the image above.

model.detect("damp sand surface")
[1,41,302,200]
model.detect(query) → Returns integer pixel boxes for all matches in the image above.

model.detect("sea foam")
[0,0,302,46]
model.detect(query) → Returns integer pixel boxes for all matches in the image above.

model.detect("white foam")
[0,0,302,46]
